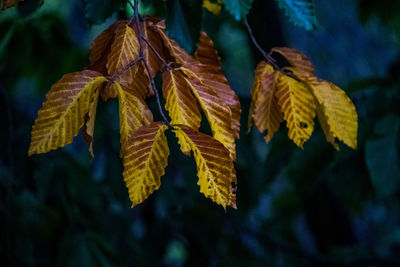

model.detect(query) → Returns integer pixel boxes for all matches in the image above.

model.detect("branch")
[244,17,280,70]
[131,0,171,128]
[141,36,170,68]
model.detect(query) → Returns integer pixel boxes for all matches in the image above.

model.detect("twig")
[132,0,171,127]
[244,17,280,70]
[108,56,143,83]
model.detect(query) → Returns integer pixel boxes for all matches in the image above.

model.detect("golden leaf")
[116,82,153,156]
[181,67,237,161]
[106,22,140,89]
[203,0,222,15]
[271,47,315,78]
[306,78,358,149]
[123,122,169,207]
[275,73,316,148]
[195,31,241,139]
[249,61,283,142]
[173,125,236,209]
[89,20,123,74]
[29,70,106,156]
[162,69,202,129]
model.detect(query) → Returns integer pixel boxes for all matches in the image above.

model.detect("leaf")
[162,69,202,129]
[222,0,254,21]
[82,84,100,157]
[173,125,236,209]
[195,31,241,138]
[29,70,106,156]
[89,20,123,75]
[365,116,400,197]
[203,0,222,15]
[306,78,358,149]
[83,0,126,25]
[275,73,316,148]
[271,47,315,78]
[166,0,203,53]
[275,0,317,31]
[106,22,140,88]
[181,67,237,160]
[249,61,283,142]
[123,122,170,207]
[116,82,153,156]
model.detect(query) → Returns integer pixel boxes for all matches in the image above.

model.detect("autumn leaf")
[306,78,358,149]
[195,31,241,139]
[249,61,283,142]
[271,47,315,78]
[162,69,202,129]
[181,67,237,161]
[116,82,153,156]
[173,125,236,209]
[203,0,222,15]
[275,73,316,148]
[123,122,170,207]
[82,83,100,157]
[106,22,140,89]
[29,70,106,156]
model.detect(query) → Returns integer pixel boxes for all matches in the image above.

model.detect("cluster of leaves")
[29,17,239,209]
[248,47,358,149]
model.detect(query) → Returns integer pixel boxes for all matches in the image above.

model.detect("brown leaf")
[271,47,315,78]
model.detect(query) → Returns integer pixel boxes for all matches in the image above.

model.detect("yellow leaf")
[162,69,202,129]
[249,61,283,142]
[306,78,358,149]
[195,31,241,139]
[271,47,315,78]
[123,122,169,208]
[181,67,237,161]
[82,84,100,157]
[29,70,106,156]
[276,73,316,148]
[116,82,154,156]
[203,0,222,15]
[106,23,140,89]
[173,125,236,209]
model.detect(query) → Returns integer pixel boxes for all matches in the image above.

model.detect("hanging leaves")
[249,47,358,149]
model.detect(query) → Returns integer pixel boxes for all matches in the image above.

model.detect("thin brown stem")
[141,36,170,69]
[133,0,171,127]
[108,56,143,83]
[244,17,280,70]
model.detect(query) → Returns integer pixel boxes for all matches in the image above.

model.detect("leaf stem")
[132,0,171,127]
[244,17,280,69]
[141,36,171,69]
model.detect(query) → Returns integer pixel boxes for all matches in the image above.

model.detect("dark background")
[1,0,400,266]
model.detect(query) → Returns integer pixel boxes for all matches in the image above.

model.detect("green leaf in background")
[83,0,126,24]
[222,0,253,21]
[365,116,400,197]
[166,0,202,53]
[275,0,317,30]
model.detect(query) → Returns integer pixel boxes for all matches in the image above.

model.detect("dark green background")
[1,0,400,266]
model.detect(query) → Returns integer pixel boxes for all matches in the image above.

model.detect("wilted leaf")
[123,122,170,207]
[222,0,254,21]
[116,82,153,156]
[162,69,202,129]
[29,70,106,155]
[106,22,140,88]
[249,61,283,142]
[173,125,236,209]
[275,73,316,148]
[306,78,358,149]
[181,67,237,160]
[166,0,202,53]
[275,0,317,30]
[271,47,315,78]
[365,116,400,197]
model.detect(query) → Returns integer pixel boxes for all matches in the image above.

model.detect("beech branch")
[244,17,280,70]
[130,0,171,128]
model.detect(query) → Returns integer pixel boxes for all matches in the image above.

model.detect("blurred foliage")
[1,0,400,266]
